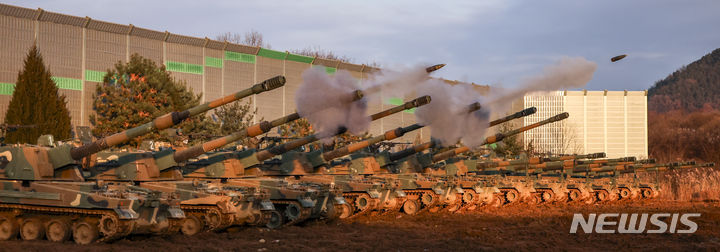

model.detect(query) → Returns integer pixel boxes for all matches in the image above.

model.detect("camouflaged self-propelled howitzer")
[555,160,715,201]
[0,75,284,243]
[88,76,287,235]
[0,135,186,244]
[174,64,446,224]
[169,77,372,229]
[505,156,644,203]
[181,96,433,224]
[246,96,432,219]
[373,110,567,214]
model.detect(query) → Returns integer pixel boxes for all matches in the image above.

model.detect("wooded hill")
[648,48,720,112]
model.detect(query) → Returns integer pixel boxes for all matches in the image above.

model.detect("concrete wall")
[519,90,648,158]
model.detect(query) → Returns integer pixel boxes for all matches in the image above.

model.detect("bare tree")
[291,46,381,68]
[292,46,353,62]
[558,121,583,155]
[216,31,381,67]
[215,29,271,48]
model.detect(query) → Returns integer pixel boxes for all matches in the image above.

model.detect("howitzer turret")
[431,112,570,163]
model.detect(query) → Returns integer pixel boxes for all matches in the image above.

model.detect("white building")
[516,90,648,159]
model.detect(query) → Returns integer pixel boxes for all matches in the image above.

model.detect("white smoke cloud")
[487,56,597,114]
[414,79,486,147]
[295,56,596,149]
[295,67,370,142]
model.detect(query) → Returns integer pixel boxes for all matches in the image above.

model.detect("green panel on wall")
[325,67,336,74]
[385,97,415,113]
[257,48,286,60]
[51,77,83,91]
[386,97,403,106]
[286,53,314,63]
[165,61,203,75]
[205,56,223,68]
[224,51,256,64]
[85,70,106,83]
[0,83,15,95]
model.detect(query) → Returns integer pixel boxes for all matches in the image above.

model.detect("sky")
[5,0,719,91]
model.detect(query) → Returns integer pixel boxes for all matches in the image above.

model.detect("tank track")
[0,203,134,243]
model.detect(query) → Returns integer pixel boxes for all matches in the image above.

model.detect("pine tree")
[4,46,72,144]
[212,99,258,146]
[90,54,218,147]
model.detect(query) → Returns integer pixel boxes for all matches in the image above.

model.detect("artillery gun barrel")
[637,158,657,164]
[173,113,301,162]
[70,76,286,160]
[322,123,423,161]
[388,140,436,162]
[488,107,537,127]
[477,157,546,169]
[541,152,606,162]
[387,104,532,162]
[255,96,432,162]
[432,112,569,163]
[361,64,445,96]
[572,163,635,173]
[575,156,636,165]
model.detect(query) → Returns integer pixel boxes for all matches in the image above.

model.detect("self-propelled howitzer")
[0,137,187,244]
[0,75,287,244]
[180,97,431,221]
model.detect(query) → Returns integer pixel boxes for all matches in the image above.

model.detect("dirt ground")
[2,200,719,252]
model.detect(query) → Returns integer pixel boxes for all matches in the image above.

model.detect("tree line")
[648,48,720,163]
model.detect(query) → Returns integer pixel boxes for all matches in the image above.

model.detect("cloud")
[6,0,720,92]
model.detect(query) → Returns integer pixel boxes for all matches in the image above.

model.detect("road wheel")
[489,195,504,208]
[181,215,203,236]
[568,189,581,202]
[619,188,631,199]
[0,216,18,240]
[20,217,44,241]
[462,191,477,204]
[504,190,519,203]
[265,210,285,229]
[596,190,609,202]
[542,190,555,202]
[45,219,71,242]
[339,203,355,219]
[402,199,420,215]
[73,221,99,245]
[641,188,653,199]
